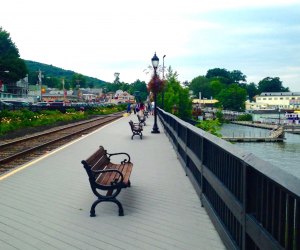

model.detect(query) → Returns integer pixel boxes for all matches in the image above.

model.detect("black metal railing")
[158,108,300,250]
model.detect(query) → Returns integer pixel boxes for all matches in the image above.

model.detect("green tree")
[245,82,259,101]
[209,79,225,98]
[229,70,246,84]
[159,66,192,119]
[0,27,28,84]
[72,73,87,89]
[206,68,231,79]
[189,76,212,99]
[128,80,148,101]
[258,77,289,93]
[217,84,247,111]
[206,68,231,84]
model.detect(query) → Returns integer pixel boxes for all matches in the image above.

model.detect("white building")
[246,92,300,111]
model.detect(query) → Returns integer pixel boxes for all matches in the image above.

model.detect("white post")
[199,92,201,107]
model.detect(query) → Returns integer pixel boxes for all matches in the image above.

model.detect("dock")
[231,121,300,134]
[223,122,285,142]
[0,114,225,250]
[222,137,284,142]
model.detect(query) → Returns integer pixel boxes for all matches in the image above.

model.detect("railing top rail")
[159,108,300,197]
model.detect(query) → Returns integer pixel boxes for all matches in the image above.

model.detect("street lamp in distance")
[151,52,160,134]
[161,55,166,109]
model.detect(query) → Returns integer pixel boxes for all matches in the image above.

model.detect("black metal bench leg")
[111,199,124,216]
[90,198,124,216]
[90,199,102,217]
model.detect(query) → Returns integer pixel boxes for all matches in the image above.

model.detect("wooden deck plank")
[0,114,226,250]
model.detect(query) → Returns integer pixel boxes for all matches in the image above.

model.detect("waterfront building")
[246,92,300,111]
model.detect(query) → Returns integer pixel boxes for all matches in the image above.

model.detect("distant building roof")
[259,92,300,96]
[192,99,218,104]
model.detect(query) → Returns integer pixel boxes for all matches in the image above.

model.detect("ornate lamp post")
[161,55,166,109]
[151,52,160,134]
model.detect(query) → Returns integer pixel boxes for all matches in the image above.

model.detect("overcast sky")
[1,0,300,90]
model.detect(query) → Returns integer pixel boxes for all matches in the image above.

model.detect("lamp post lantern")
[151,52,160,134]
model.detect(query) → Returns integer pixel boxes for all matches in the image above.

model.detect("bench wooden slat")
[122,163,133,185]
[95,164,115,185]
[104,163,124,186]
[91,154,110,171]
[96,163,132,186]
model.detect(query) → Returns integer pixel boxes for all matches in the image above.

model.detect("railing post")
[184,125,188,176]
[242,162,247,250]
[200,136,204,207]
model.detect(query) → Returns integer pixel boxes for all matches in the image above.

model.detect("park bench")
[81,146,133,217]
[137,114,146,126]
[129,120,143,139]
[144,110,149,118]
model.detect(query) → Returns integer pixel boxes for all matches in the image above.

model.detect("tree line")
[188,68,289,111]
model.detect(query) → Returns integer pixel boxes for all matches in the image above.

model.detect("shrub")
[195,119,222,137]
[237,113,253,121]
[0,105,124,136]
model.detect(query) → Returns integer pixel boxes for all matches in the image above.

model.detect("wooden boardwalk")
[0,114,225,250]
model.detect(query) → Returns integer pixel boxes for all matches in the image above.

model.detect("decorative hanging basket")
[147,75,166,94]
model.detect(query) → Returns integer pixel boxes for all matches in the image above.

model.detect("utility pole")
[62,79,66,104]
[37,69,43,101]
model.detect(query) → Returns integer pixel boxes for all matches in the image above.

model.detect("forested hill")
[25,60,107,88]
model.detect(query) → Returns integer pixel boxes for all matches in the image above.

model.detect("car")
[1,100,31,108]
[49,102,65,107]
[35,102,50,106]
[0,100,13,110]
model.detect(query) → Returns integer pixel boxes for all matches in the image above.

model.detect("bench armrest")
[108,152,131,164]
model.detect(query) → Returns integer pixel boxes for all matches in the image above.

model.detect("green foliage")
[244,82,259,101]
[215,110,224,123]
[72,73,87,89]
[217,84,247,111]
[205,68,246,85]
[157,68,192,119]
[189,76,212,99]
[258,77,289,93]
[210,80,225,97]
[229,70,247,84]
[0,27,28,82]
[195,119,222,137]
[0,105,124,136]
[237,113,253,121]
[206,68,231,81]
[25,60,107,89]
[128,80,148,102]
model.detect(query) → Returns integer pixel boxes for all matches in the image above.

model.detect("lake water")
[221,123,300,178]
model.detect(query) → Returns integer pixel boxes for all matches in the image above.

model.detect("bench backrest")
[129,120,142,132]
[129,120,135,131]
[82,146,110,179]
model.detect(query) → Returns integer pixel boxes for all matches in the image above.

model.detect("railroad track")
[0,113,123,174]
